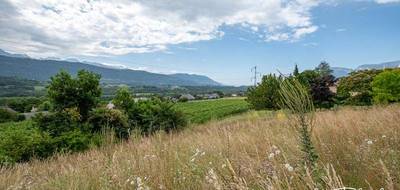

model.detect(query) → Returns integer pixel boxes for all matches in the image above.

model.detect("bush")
[113,88,187,135]
[33,108,82,137]
[246,74,281,110]
[138,98,187,134]
[0,108,18,123]
[372,70,400,104]
[0,121,53,165]
[336,69,382,106]
[51,130,91,153]
[3,97,43,113]
[88,108,130,139]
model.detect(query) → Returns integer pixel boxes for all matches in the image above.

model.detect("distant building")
[180,94,195,101]
[31,106,38,113]
[207,93,220,99]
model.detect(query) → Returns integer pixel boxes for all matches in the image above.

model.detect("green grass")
[175,98,249,124]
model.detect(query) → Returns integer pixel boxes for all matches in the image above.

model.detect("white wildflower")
[274,149,281,155]
[367,140,373,145]
[382,135,386,138]
[268,153,275,159]
[205,168,221,190]
[284,163,294,172]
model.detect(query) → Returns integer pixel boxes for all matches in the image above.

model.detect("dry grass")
[1,105,399,189]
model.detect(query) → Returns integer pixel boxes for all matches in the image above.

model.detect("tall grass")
[0,105,399,189]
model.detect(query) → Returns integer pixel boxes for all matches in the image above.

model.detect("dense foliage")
[372,69,400,104]
[0,70,189,165]
[247,62,336,110]
[336,69,382,105]
[113,87,187,134]
[246,74,281,110]
[47,70,102,120]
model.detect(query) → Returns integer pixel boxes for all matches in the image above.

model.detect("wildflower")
[205,168,221,190]
[382,135,387,138]
[284,163,294,172]
[268,153,275,159]
[274,149,281,155]
[367,140,373,145]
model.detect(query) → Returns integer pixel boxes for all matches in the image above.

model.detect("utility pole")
[251,66,260,86]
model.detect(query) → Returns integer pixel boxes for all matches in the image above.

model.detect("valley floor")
[1,105,399,189]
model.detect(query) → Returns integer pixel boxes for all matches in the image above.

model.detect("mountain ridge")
[0,51,221,86]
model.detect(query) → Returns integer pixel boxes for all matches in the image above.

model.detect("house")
[207,93,220,99]
[179,94,195,101]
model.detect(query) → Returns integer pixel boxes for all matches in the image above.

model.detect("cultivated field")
[176,98,249,124]
[1,104,399,189]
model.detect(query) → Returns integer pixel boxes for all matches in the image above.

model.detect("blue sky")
[1,0,399,85]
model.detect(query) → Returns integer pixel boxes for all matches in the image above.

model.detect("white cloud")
[375,0,400,3]
[336,28,347,32]
[0,0,321,57]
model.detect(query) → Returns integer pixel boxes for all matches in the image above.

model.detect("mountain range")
[0,50,221,86]
[331,60,400,78]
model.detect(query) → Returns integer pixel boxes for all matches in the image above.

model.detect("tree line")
[0,70,187,165]
[246,62,400,110]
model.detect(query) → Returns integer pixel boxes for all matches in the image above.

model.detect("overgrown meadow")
[0,105,399,189]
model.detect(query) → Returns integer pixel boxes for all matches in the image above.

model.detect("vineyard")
[176,98,249,124]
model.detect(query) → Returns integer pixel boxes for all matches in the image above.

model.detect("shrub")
[246,74,281,110]
[33,108,82,137]
[0,121,53,165]
[4,97,43,113]
[0,108,18,123]
[51,130,91,153]
[112,88,188,135]
[336,69,382,105]
[88,108,130,139]
[372,69,400,104]
[138,98,187,134]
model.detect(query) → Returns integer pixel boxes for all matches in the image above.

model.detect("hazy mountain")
[169,73,221,86]
[331,67,353,78]
[331,60,400,78]
[0,49,29,59]
[356,60,400,70]
[0,53,221,86]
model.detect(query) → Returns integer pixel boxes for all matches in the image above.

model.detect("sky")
[0,0,399,86]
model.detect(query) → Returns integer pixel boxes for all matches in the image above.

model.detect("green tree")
[246,74,281,110]
[47,70,102,120]
[293,64,300,77]
[372,69,400,104]
[315,61,333,77]
[112,87,135,111]
[336,69,382,105]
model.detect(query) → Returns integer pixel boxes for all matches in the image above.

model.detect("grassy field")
[1,104,399,189]
[175,98,250,124]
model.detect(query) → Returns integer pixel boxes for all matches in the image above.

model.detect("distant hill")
[0,54,221,86]
[331,67,353,78]
[331,60,400,78]
[356,60,400,70]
